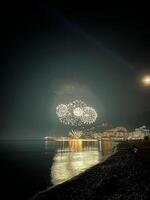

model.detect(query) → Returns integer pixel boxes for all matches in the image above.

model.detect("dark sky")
[1,1,150,139]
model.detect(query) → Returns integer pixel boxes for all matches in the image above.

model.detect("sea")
[0,139,117,200]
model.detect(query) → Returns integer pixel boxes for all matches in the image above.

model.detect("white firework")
[56,104,68,118]
[82,106,97,124]
[73,107,83,117]
[56,100,97,126]
[67,100,87,112]
[66,100,87,126]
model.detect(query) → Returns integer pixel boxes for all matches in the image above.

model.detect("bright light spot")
[73,107,83,116]
[142,75,150,86]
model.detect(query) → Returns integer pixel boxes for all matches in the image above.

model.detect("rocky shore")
[32,141,150,200]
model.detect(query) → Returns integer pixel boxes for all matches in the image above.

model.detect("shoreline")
[32,140,150,200]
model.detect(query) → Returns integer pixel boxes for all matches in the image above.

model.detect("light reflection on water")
[45,140,116,185]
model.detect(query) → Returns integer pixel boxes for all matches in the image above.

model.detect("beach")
[32,141,150,200]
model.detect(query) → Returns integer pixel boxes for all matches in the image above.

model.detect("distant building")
[128,126,150,140]
[103,127,128,140]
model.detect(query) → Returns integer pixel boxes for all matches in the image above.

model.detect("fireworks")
[82,106,98,124]
[56,100,98,126]
[56,104,68,117]
[69,130,83,138]
[73,107,83,116]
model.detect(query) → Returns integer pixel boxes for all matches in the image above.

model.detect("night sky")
[1,1,150,139]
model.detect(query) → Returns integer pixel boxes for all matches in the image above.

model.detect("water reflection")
[46,139,115,185]
[68,139,83,152]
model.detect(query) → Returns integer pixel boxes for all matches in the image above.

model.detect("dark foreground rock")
[32,141,150,200]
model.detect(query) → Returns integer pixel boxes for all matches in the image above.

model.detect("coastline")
[32,141,150,200]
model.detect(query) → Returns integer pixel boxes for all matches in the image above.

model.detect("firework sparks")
[82,106,97,124]
[69,130,83,138]
[56,104,68,117]
[56,100,98,126]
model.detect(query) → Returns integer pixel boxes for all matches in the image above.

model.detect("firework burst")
[56,104,68,117]
[56,100,98,126]
[81,106,97,124]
